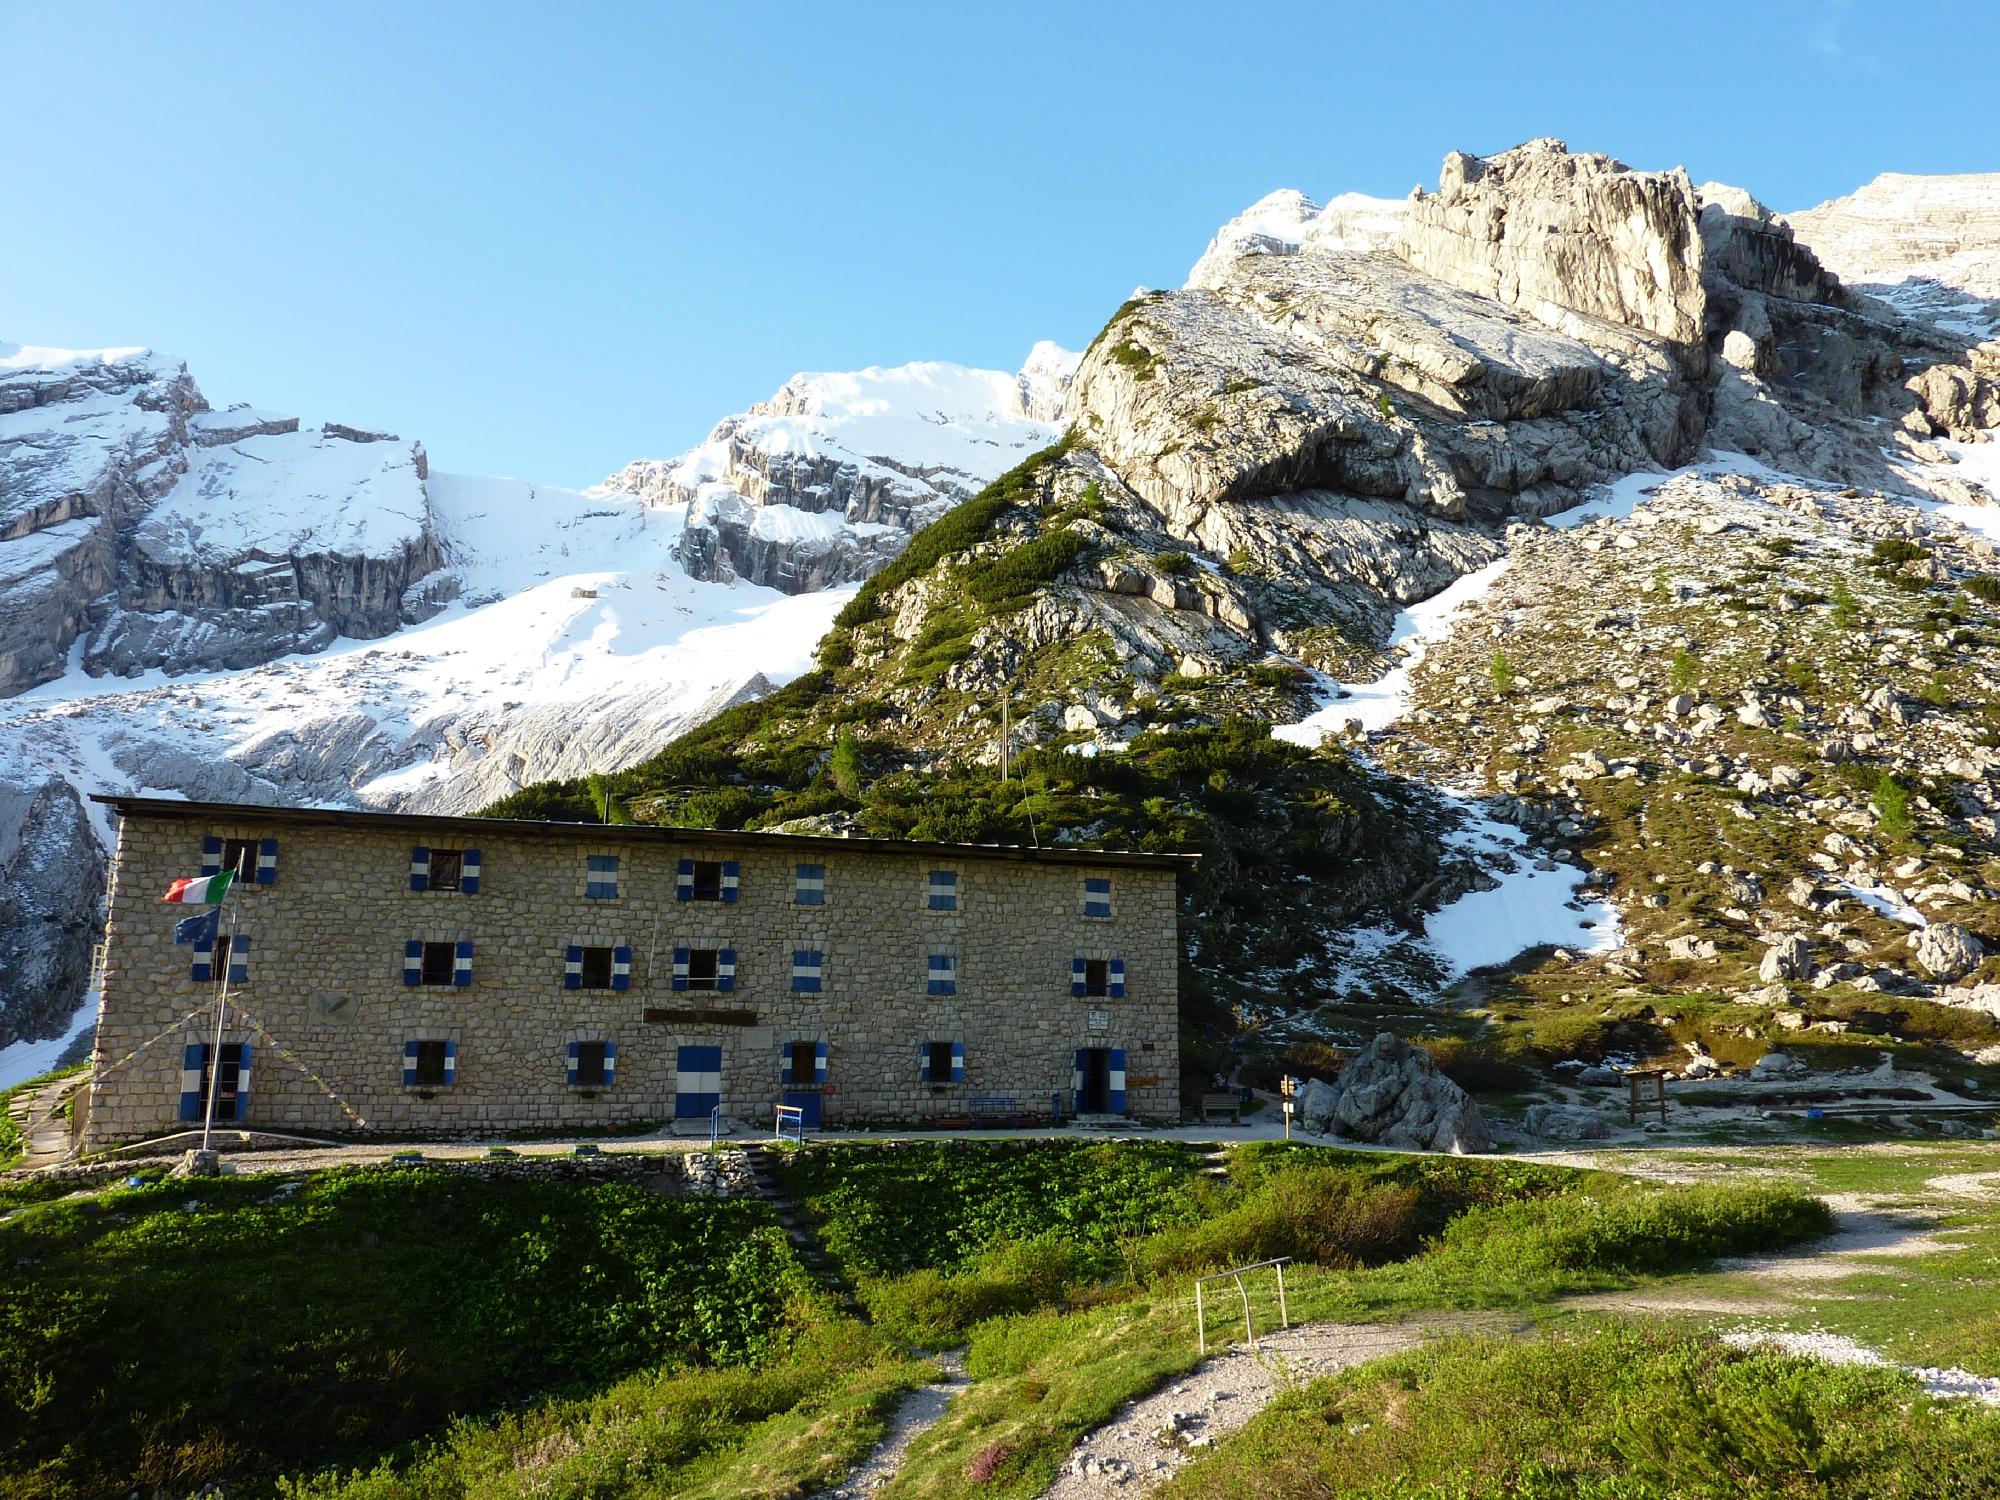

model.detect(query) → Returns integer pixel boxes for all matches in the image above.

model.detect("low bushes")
[1164,1323,2000,1499]
[1134,1173,1427,1278]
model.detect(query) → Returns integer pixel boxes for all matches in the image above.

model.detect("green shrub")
[1153,551,1196,575]
[1489,649,1516,693]
[1831,578,1865,629]
[860,1233,1100,1346]
[962,527,1088,611]
[1871,537,1929,568]
[1107,340,1160,380]
[829,731,865,795]
[1669,647,1701,693]
[1874,770,1914,839]
[1134,1171,1427,1279]
[1965,575,2000,605]
[1425,1036,1537,1094]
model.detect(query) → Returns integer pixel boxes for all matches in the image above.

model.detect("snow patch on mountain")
[600,349,1074,593]
[1186,188,1408,289]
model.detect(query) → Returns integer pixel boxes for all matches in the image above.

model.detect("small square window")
[412,1040,449,1087]
[428,850,464,892]
[787,1041,818,1085]
[420,941,455,986]
[927,870,958,912]
[927,952,957,997]
[794,863,825,906]
[579,946,614,989]
[1083,958,1110,998]
[208,935,235,987]
[686,948,720,989]
[574,1041,609,1089]
[689,860,723,901]
[1084,877,1113,918]
[927,1041,955,1083]
[586,854,620,899]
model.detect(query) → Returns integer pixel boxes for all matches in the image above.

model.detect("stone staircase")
[7,1074,84,1171]
[738,1141,861,1314]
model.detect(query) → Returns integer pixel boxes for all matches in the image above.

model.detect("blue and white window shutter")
[813,1041,829,1084]
[721,861,740,903]
[200,835,222,876]
[676,858,694,900]
[564,944,584,989]
[927,951,957,997]
[950,1041,965,1082]
[227,935,250,985]
[586,854,619,899]
[1109,958,1127,999]
[716,948,737,991]
[611,945,632,991]
[403,939,423,986]
[792,949,823,993]
[453,940,474,987]
[1084,877,1112,918]
[671,945,690,990]
[460,849,482,894]
[794,863,825,905]
[179,1042,204,1120]
[256,838,278,885]
[927,869,958,911]
[409,846,431,892]
[1071,957,1089,999]
[602,1040,617,1086]
[191,932,216,984]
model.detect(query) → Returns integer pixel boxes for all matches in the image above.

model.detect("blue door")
[675,1045,722,1119]
[782,1090,823,1128]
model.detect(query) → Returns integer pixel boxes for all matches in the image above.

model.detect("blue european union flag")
[174,907,221,946]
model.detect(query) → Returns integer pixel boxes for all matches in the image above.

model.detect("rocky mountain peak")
[600,350,1073,594]
[1184,188,1407,289]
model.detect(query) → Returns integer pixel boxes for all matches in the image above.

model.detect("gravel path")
[812,1349,970,1498]
[1038,1317,1509,1499]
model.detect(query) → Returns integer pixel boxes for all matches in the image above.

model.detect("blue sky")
[5,1,1994,487]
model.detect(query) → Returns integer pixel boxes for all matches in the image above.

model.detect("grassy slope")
[0,1168,826,1498]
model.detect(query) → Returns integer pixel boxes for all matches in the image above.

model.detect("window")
[919,1040,964,1084]
[573,1041,609,1088]
[927,951,957,997]
[408,1039,451,1087]
[791,949,823,994]
[1083,877,1113,919]
[565,943,630,990]
[678,858,738,902]
[586,854,620,900]
[1071,957,1127,999]
[209,935,233,986]
[927,869,958,912]
[204,835,277,884]
[411,846,481,893]
[404,940,455,986]
[672,945,735,991]
[794,863,825,906]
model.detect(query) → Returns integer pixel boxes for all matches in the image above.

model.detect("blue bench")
[969,1095,1023,1128]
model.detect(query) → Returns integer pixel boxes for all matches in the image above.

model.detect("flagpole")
[199,873,240,1154]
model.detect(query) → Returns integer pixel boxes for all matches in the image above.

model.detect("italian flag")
[162,870,233,905]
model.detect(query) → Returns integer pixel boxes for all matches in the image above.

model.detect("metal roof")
[93,794,1199,871]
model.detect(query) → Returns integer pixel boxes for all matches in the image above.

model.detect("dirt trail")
[1038,1315,1515,1500]
[812,1349,969,1499]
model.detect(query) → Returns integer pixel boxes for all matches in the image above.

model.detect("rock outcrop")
[1399,139,1708,347]
[0,775,101,1047]
[1294,1032,1493,1153]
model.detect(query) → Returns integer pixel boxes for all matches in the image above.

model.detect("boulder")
[1759,934,1816,983]
[1295,1031,1492,1154]
[1522,1102,1616,1140]
[1911,923,1986,981]
[1751,1052,1807,1079]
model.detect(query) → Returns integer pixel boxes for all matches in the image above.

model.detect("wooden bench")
[969,1095,1023,1128]
[1200,1092,1244,1126]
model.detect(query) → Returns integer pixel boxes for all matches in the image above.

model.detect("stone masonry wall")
[84,809,1181,1144]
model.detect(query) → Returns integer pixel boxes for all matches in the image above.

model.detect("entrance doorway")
[1072,1047,1127,1115]
[675,1045,722,1119]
